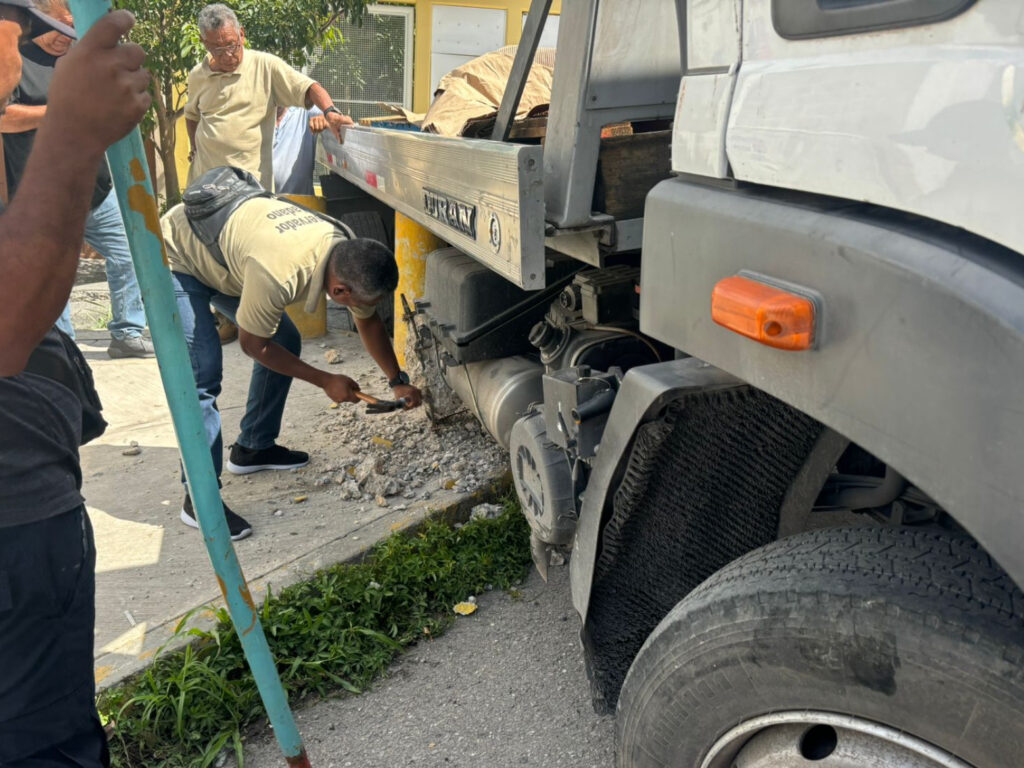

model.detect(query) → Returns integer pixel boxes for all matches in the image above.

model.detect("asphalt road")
[239,563,616,767]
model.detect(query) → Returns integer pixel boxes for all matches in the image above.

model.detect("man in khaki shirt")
[184,3,354,189]
[161,196,422,540]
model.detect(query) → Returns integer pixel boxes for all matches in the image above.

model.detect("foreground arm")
[0,11,149,375]
[238,328,361,403]
[0,103,45,133]
[353,312,422,407]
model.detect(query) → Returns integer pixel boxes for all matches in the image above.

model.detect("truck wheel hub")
[702,712,969,768]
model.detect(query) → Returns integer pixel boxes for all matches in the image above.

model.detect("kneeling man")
[160,197,421,539]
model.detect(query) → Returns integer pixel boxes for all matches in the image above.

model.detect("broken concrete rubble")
[80,291,512,690]
[470,503,504,520]
[284,390,508,508]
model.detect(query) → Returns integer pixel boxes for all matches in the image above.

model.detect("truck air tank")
[442,356,544,449]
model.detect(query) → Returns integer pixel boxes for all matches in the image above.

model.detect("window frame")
[772,0,977,40]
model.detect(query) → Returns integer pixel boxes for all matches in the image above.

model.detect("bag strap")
[183,163,358,268]
[194,194,357,268]
[196,188,272,268]
[183,166,270,267]
[273,194,357,240]
[0,137,9,207]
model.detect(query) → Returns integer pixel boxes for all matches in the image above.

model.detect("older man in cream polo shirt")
[184,3,354,189]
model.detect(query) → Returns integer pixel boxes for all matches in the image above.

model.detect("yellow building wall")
[390,0,562,113]
[173,116,190,200]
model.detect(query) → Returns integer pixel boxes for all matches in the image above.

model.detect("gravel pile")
[289,399,508,509]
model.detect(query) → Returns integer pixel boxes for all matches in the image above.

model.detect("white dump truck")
[321,1,1024,765]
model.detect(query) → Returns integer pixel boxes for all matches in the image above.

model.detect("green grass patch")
[99,500,531,767]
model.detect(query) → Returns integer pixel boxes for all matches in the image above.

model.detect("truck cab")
[323,1,1024,765]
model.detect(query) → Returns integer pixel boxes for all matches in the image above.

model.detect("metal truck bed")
[319,1,679,289]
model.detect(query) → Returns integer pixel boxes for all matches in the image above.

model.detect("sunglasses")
[207,41,241,58]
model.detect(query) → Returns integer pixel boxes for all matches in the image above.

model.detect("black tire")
[338,211,394,334]
[338,210,389,245]
[616,526,1024,768]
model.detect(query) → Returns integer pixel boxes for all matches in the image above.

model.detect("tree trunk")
[152,74,181,207]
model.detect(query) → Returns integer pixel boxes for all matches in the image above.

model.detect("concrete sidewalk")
[75,299,508,691]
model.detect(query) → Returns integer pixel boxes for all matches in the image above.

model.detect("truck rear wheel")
[615,527,1024,767]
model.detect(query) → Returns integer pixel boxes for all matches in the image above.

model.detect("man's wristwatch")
[324,105,342,117]
[389,370,410,388]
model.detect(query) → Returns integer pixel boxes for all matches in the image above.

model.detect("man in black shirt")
[1,0,153,359]
[0,6,150,766]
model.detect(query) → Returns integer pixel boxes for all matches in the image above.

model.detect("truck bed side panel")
[321,128,546,289]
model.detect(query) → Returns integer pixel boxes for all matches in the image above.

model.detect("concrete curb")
[95,472,512,693]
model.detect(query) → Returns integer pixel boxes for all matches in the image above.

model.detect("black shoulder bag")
[182,166,355,265]
[24,327,107,445]
[181,166,272,267]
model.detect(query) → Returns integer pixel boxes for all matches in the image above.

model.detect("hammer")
[355,391,410,414]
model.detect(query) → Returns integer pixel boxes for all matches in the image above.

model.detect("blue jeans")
[56,190,146,341]
[170,271,301,481]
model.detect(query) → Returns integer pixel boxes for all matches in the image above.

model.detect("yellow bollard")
[282,194,328,339]
[394,212,441,367]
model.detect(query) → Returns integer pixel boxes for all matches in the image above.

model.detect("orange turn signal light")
[711,275,815,351]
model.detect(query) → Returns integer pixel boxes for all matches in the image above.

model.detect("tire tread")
[616,527,1024,768]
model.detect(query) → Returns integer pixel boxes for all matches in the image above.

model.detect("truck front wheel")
[615,527,1024,767]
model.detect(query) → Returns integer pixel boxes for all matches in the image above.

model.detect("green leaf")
[199,730,232,768]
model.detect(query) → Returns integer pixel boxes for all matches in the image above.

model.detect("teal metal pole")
[66,3,310,765]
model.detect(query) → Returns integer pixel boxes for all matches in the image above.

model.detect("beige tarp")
[419,47,556,137]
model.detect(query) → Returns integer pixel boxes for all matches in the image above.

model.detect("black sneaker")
[226,443,309,475]
[180,494,253,541]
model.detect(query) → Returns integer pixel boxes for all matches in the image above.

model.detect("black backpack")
[24,327,107,445]
[182,166,354,266]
